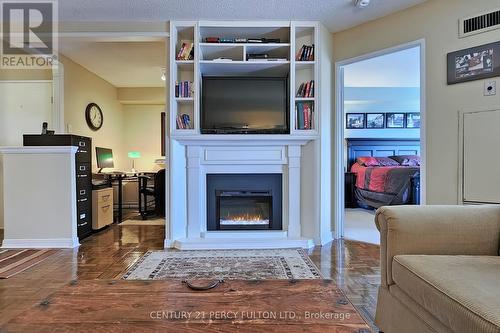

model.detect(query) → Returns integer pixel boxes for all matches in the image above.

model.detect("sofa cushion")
[392,255,500,333]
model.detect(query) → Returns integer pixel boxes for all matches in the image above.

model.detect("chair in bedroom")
[137,169,165,219]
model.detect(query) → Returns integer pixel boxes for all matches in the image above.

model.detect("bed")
[346,138,421,209]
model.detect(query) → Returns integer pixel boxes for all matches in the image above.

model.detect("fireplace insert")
[207,174,282,231]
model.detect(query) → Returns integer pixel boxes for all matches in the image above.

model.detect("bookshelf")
[169,21,320,136]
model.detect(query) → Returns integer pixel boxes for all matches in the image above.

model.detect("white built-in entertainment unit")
[166,21,332,249]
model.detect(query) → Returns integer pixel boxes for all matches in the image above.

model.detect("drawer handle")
[79,190,86,195]
[78,198,88,203]
[78,174,88,178]
[101,205,111,210]
[78,221,88,227]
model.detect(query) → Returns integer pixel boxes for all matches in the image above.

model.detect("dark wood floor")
[0,224,380,331]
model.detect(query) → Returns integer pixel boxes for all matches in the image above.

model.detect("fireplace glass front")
[217,190,272,229]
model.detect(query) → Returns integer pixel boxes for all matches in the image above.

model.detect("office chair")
[138,169,165,219]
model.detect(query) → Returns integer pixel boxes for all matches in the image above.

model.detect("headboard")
[346,138,420,168]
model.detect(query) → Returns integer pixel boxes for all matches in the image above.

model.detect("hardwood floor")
[0,225,380,331]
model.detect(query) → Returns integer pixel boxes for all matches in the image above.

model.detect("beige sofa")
[375,205,500,333]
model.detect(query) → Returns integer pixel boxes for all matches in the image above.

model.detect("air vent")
[459,9,500,38]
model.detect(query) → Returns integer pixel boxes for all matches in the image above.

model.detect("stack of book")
[176,42,194,60]
[296,80,314,98]
[175,81,193,98]
[295,102,314,130]
[176,113,191,129]
[296,44,314,61]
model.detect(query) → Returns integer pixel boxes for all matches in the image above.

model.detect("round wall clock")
[85,103,103,131]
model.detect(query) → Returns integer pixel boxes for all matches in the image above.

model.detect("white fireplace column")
[186,146,203,238]
[287,145,301,238]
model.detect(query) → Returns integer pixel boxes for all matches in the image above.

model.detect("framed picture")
[406,113,420,128]
[366,113,385,129]
[386,113,405,128]
[447,41,500,84]
[346,113,365,129]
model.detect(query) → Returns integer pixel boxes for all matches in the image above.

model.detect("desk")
[105,173,137,223]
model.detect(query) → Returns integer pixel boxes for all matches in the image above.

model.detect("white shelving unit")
[169,21,319,137]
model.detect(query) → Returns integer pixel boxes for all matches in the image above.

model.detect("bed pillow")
[356,156,380,167]
[389,155,421,166]
[375,157,400,167]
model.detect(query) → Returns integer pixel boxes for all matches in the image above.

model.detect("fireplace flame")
[220,213,270,225]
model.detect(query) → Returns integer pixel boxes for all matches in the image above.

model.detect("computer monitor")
[96,147,114,172]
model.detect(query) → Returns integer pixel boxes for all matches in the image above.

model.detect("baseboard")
[172,237,315,250]
[1,238,80,249]
[164,239,174,248]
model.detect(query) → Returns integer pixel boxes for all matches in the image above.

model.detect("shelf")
[200,60,290,76]
[295,97,314,101]
[295,61,315,69]
[176,97,194,103]
[175,60,194,70]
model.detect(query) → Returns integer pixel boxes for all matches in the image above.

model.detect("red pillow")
[356,156,380,167]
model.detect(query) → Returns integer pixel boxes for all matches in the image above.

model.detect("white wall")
[0,81,53,229]
[333,0,500,204]
[122,104,165,172]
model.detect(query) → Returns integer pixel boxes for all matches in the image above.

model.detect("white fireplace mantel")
[166,136,317,250]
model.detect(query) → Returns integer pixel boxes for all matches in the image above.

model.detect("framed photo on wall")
[406,113,421,128]
[386,113,405,128]
[447,41,500,84]
[346,113,365,129]
[366,113,385,129]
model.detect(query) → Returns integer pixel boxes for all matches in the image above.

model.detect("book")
[176,41,194,60]
[296,80,314,98]
[175,81,193,98]
[296,44,314,61]
[296,101,314,130]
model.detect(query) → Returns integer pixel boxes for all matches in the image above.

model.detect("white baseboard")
[164,239,174,248]
[1,238,80,249]
[172,237,314,250]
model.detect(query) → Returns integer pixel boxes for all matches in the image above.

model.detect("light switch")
[484,81,496,96]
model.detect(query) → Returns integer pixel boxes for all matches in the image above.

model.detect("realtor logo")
[1,0,57,69]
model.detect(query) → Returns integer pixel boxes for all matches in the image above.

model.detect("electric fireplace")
[207,174,282,231]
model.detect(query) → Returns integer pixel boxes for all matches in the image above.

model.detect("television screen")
[201,77,289,134]
[96,147,114,169]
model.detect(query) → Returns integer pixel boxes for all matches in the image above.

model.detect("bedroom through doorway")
[335,41,425,244]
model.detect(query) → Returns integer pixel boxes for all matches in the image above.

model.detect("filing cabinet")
[23,134,93,239]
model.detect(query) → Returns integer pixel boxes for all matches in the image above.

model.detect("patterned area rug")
[0,249,56,279]
[123,249,323,280]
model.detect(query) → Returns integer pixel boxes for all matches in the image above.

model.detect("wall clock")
[85,103,103,131]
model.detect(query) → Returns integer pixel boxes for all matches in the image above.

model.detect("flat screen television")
[201,76,289,134]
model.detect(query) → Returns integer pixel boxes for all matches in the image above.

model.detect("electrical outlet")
[484,81,496,96]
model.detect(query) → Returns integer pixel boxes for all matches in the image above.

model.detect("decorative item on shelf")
[176,113,192,130]
[346,113,365,129]
[386,113,405,128]
[248,38,264,43]
[128,151,141,173]
[205,37,220,43]
[296,80,315,98]
[366,113,385,129]
[447,41,499,85]
[41,122,55,135]
[247,53,268,61]
[406,113,421,128]
[176,41,194,60]
[234,38,247,43]
[295,101,314,130]
[296,44,314,61]
[175,81,194,98]
[219,37,234,43]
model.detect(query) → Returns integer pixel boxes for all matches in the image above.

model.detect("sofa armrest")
[376,205,500,287]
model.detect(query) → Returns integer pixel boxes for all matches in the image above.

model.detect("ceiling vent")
[459,8,500,38]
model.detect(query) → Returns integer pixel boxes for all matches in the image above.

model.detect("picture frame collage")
[346,113,420,129]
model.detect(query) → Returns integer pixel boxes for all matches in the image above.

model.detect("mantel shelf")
[171,134,318,146]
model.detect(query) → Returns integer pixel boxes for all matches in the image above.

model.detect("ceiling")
[59,39,166,88]
[59,0,427,33]
[58,0,427,88]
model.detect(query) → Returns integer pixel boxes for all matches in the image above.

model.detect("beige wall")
[333,0,500,204]
[61,55,127,171]
[122,104,165,172]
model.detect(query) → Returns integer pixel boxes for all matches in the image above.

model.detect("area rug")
[122,249,323,280]
[0,249,56,279]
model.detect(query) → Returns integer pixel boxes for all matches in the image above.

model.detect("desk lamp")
[128,151,141,173]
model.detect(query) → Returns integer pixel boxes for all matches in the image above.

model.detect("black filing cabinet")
[23,134,93,239]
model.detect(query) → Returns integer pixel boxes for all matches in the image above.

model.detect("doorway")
[334,40,426,243]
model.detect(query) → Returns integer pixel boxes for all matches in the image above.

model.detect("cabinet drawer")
[96,189,113,204]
